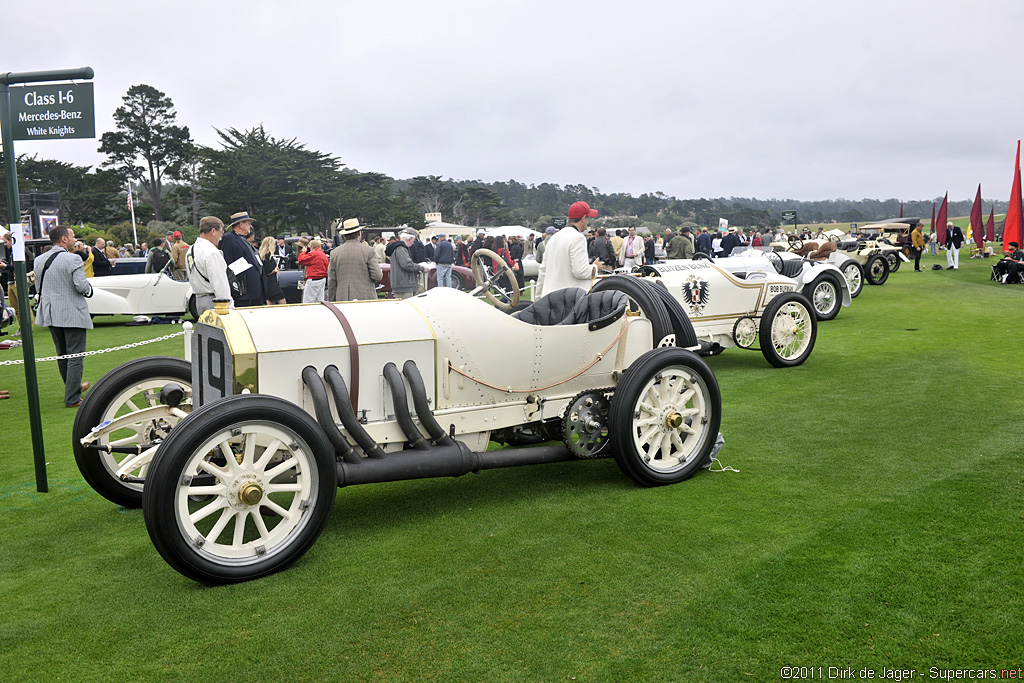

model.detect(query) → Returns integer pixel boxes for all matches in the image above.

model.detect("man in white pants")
[944,222,965,270]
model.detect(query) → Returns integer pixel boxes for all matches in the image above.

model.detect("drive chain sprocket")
[562,389,613,459]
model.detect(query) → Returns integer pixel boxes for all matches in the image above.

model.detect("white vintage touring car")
[73,252,724,584]
[86,262,197,319]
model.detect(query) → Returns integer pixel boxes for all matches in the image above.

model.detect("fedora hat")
[338,218,363,235]
[227,211,256,228]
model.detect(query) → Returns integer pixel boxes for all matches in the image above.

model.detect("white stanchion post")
[182,321,193,362]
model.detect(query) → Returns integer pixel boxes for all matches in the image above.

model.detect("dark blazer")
[945,226,965,249]
[219,231,266,303]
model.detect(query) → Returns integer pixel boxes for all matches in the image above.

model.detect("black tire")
[865,254,890,285]
[758,292,817,368]
[591,275,674,347]
[885,251,901,272]
[143,395,336,585]
[802,272,843,322]
[451,271,466,291]
[649,279,699,348]
[840,260,864,298]
[72,356,192,508]
[609,347,721,486]
[188,294,199,320]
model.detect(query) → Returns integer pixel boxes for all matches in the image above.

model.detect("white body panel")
[88,273,193,316]
[195,287,654,455]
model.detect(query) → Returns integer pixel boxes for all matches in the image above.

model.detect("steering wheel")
[765,250,785,275]
[693,251,714,262]
[789,239,803,252]
[470,248,521,310]
[829,234,842,243]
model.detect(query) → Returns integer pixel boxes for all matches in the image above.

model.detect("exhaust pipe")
[336,443,575,487]
[302,366,360,465]
[383,362,429,450]
[324,365,386,459]
[402,360,453,446]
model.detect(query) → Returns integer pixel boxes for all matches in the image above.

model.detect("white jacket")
[536,226,596,298]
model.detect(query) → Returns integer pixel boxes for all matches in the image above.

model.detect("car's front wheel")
[885,251,901,272]
[609,348,721,486]
[143,395,336,585]
[866,254,890,285]
[758,292,816,368]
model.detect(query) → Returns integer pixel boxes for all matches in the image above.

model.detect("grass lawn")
[1,252,1022,681]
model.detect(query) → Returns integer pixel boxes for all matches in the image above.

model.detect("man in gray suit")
[327,218,382,301]
[33,225,93,407]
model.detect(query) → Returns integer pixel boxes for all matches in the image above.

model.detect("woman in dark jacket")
[259,237,286,304]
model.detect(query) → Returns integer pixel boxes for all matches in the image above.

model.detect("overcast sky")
[4,0,1022,204]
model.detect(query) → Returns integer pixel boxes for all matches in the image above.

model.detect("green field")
[1,251,1022,681]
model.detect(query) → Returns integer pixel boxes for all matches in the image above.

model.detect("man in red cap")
[170,230,190,280]
[537,201,602,297]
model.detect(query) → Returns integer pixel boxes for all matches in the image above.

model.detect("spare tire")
[591,275,674,347]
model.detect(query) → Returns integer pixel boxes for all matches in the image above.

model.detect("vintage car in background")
[803,228,908,286]
[87,260,197,319]
[717,247,852,322]
[73,249,724,584]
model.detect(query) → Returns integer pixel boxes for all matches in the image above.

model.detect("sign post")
[0,67,94,493]
[781,210,798,235]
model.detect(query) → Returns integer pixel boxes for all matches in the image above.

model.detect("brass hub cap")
[237,482,263,506]
[665,411,683,430]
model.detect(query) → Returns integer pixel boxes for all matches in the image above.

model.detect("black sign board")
[781,210,797,221]
[552,217,567,228]
[9,83,95,140]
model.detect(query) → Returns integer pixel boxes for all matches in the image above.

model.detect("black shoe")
[946,266,954,270]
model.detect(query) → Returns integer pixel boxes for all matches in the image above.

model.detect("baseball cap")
[545,226,557,234]
[173,231,181,238]
[568,201,598,220]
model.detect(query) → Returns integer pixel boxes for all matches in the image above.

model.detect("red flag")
[971,184,984,249]
[986,207,995,242]
[1003,140,1023,252]
[936,192,948,245]
[931,202,936,237]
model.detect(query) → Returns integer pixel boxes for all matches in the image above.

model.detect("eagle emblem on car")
[681,275,710,315]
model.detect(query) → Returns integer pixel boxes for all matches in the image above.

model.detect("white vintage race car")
[87,263,197,319]
[715,247,852,322]
[617,251,831,368]
[73,251,724,585]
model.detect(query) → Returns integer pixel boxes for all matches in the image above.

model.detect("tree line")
[0,83,1009,242]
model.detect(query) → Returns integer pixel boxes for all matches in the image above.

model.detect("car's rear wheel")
[72,357,192,508]
[758,292,816,368]
[866,254,890,285]
[188,294,199,320]
[609,348,721,486]
[452,271,466,291]
[144,395,336,585]
[840,260,864,298]
[803,272,843,321]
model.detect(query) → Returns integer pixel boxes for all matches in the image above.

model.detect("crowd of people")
[4,202,1023,407]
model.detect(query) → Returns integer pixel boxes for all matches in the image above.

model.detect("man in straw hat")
[328,218,382,301]
[220,211,266,307]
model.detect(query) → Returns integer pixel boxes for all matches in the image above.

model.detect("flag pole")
[127,180,138,247]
